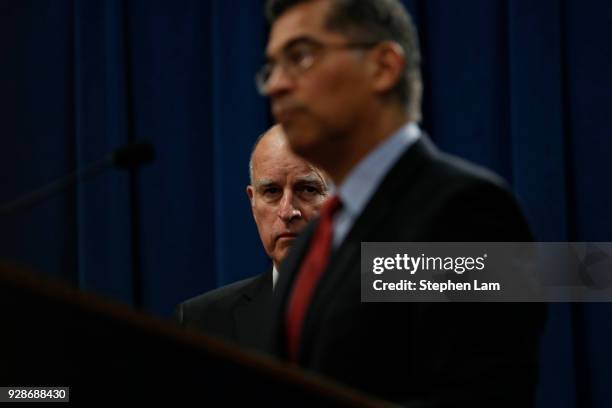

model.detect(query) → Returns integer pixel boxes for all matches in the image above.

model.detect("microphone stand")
[0,142,155,215]
[0,141,155,311]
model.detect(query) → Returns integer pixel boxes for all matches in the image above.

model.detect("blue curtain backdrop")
[1,1,611,407]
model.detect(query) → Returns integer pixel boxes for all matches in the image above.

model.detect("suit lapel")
[268,134,440,359]
[267,221,317,355]
[233,269,273,350]
[298,136,439,360]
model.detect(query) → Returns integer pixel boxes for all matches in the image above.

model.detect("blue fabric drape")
[1,1,611,406]
[74,0,134,303]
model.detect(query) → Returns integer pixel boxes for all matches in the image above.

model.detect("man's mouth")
[276,232,297,241]
[273,108,299,123]
[272,102,304,123]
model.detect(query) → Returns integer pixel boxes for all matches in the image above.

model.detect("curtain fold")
[73,0,133,303]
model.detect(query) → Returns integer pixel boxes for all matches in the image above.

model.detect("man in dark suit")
[176,125,328,351]
[257,0,546,405]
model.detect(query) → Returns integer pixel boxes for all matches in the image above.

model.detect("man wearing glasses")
[257,0,545,406]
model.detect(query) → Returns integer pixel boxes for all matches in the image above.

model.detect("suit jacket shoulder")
[344,135,533,243]
[177,269,272,351]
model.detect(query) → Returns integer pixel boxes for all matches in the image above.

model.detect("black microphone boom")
[0,141,156,215]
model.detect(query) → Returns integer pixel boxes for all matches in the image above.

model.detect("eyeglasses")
[255,37,378,95]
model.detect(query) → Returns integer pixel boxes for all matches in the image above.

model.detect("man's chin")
[283,124,322,160]
[273,239,295,264]
[275,236,295,249]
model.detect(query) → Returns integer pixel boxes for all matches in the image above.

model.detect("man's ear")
[369,42,405,95]
[246,185,255,205]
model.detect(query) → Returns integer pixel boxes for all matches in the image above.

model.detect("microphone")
[0,141,156,215]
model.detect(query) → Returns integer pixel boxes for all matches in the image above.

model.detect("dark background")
[1,1,611,407]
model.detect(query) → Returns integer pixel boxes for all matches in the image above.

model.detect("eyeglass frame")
[255,36,380,95]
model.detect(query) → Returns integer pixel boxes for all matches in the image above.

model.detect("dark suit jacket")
[269,136,546,406]
[177,269,273,352]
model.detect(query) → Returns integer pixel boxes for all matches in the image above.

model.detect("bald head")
[249,125,281,184]
[246,124,329,267]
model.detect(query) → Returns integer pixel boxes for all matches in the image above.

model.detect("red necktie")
[285,195,342,362]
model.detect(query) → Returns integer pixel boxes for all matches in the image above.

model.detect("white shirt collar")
[272,264,278,290]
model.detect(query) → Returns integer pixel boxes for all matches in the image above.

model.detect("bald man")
[176,125,328,351]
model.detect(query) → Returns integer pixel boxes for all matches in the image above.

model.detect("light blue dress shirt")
[331,122,421,248]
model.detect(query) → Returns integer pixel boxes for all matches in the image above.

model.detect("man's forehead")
[253,171,324,187]
[266,0,334,55]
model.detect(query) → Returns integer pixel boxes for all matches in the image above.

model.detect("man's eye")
[263,187,281,196]
[285,47,312,66]
[299,185,320,196]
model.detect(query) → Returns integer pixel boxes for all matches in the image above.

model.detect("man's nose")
[278,194,302,222]
[265,64,293,98]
